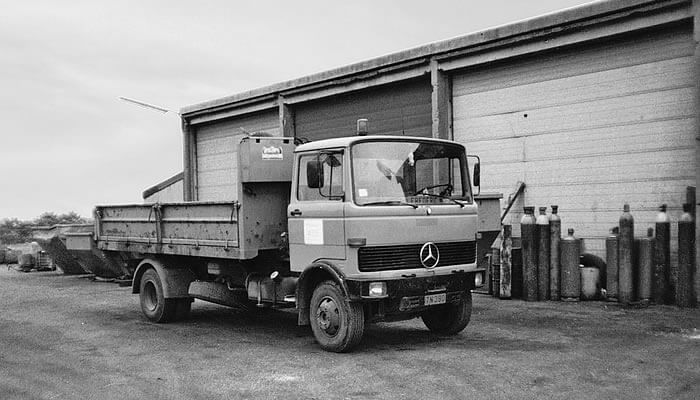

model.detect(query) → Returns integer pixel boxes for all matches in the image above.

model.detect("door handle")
[290,209,302,216]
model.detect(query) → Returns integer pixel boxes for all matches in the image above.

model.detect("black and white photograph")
[1,0,699,398]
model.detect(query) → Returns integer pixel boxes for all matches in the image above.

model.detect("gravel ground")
[0,267,698,400]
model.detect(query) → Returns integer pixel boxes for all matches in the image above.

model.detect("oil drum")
[580,266,600,300]
[18,253,34,272]
[560,228,581,301]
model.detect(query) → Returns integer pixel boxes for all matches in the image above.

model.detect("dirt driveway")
[0,267,698,400]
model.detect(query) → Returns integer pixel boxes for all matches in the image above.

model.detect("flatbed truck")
[79,131,485,352]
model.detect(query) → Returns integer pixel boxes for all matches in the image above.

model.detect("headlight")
[474,272,484,287]
[369,282,387,297]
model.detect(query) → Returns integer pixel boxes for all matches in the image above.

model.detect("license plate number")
[424,293,446,306]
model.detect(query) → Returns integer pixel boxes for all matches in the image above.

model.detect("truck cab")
[288,136,483,351]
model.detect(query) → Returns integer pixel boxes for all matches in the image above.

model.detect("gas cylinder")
[511,247,524,299]
[653,204,671,304]
[500,225,513,299]
[605,227,619,302]
[549,205,561,301]
[560,228,581,301]
[536,207,550,301]
[491,247,501,298]
[637,228,654,302]
[677,203,695,307]
[618,204,634,304]
[521,206,538,301]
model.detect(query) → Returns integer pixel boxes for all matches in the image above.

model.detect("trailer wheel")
[140,268,178,323]
[422,291,472,335]
[310,281,364,353]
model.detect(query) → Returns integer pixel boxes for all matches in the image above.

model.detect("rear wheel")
[310,281,364,353]
[139,268,184,323]
[422,291,472,335]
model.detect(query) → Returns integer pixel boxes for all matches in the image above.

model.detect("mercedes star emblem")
[419,242,440,269]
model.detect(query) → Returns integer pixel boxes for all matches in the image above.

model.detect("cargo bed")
[95,192,288,261]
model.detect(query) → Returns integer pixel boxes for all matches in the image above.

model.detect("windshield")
[351,140,471,206]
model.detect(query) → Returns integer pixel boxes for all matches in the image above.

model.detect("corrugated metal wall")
[195,110,280,201]
[452,23,696,256]
[294,78,432,141]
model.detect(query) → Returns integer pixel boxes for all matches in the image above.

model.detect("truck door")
[288,151,346,271]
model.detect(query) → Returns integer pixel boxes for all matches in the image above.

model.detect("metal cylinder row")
[519,205,565,301]
[605,203,696,307]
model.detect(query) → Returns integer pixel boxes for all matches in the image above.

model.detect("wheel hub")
[315,297,340,336]
[143,281,158,312]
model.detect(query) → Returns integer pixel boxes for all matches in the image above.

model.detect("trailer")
[73,132,488,352]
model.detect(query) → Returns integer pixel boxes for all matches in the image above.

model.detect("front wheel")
[309,281,365,353]
[422,291,472,335]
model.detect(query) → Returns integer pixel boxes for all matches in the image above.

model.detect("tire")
[139,268,179,323]
[309,281,364,353]
[422,291,472,335]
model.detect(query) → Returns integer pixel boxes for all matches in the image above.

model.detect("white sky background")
[0,0,595,220]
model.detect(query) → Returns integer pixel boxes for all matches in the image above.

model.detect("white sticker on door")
[304,219,324,245]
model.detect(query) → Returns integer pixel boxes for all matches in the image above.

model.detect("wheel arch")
[296,261,349,326]
[132,258,194,299]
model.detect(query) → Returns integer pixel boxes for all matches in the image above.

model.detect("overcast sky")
[0,0,595,220]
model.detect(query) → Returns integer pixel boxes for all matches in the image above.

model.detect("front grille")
[358,241,476,272]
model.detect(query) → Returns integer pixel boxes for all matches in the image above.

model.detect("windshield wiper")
[414,192,465,208]
[362,200,419,209]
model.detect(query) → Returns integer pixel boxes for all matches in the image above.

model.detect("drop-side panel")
[95,202,242,259]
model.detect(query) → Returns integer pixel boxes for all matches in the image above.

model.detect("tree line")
[0,212,91,244]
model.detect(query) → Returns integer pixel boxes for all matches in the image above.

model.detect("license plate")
[424,293,446,306]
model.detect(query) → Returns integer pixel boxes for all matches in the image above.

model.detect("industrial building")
[154,0,699,265]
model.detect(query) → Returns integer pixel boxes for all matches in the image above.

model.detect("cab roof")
[294,135,463,152]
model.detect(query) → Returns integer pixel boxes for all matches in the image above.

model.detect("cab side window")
[297,153,344,201]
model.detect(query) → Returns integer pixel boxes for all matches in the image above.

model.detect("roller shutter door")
[452,23,695,255]
[294,78,432,141]
[195,110,279,201]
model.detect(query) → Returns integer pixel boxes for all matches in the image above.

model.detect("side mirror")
[467,154,481,196]
[307,158,324,189]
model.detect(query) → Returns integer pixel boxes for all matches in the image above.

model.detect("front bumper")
[345,270,483,321]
